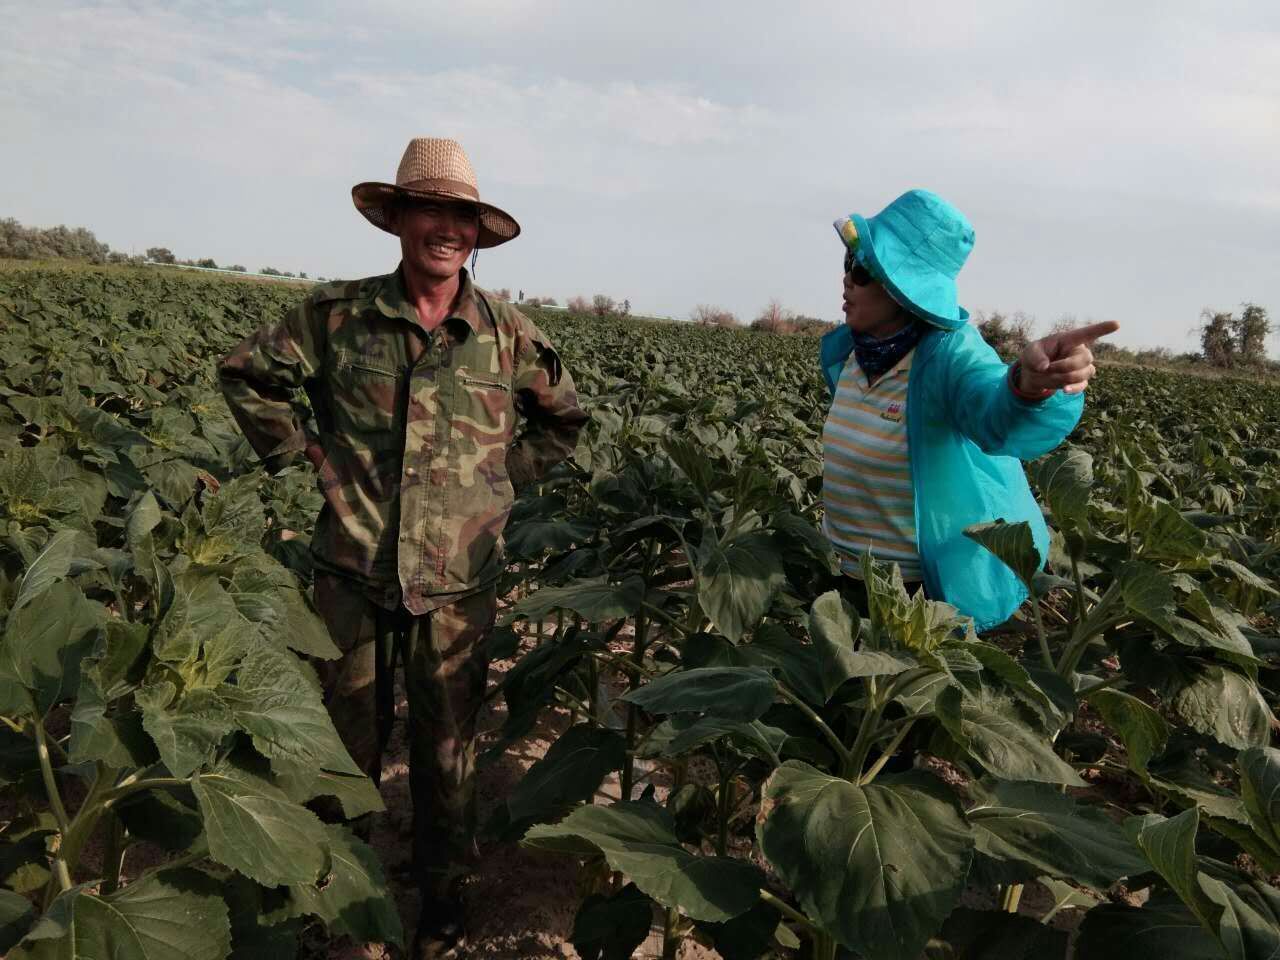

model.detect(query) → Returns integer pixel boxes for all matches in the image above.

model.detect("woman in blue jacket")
[821,189,1116,630]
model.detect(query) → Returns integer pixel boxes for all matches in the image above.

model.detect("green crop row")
[0,264,1276,959]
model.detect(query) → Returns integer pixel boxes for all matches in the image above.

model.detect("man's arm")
[218,297,327,474]
[506,319,588,490]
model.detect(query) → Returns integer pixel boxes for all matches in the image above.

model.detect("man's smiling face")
[390,197,481,281]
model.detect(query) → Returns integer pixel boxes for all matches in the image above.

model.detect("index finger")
[1057,321,1120,350]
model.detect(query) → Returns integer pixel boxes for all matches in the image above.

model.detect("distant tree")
[0,218,110,262]
[146,247,176,264]
[591,294,617,318]
[1048,314,1080,335]
[1199,309,1237,368]
[692,304,738,327]
[566,295,591,314]
[196,258,218,269]
[790,315,835,337]
[227,264,246,272]
[540,296,557,307]
[751,299,793,334]
[260,267,284,276]
[298,272,308,279]
[492,287,512,301]
[620,299,631,318]
[974,309,1035,360]
[1234,303,1271,365]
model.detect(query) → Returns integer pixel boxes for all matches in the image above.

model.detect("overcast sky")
[3,1,1277,350]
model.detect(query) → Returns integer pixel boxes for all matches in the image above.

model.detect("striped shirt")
[822,348,921,580]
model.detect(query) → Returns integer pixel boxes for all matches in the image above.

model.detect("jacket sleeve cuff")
[1007,361,1055,405]
[260,431,308,475]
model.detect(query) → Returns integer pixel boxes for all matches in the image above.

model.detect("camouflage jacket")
[218,267,587,614]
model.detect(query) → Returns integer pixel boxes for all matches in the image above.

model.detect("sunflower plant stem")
[844,689,887,782]
[621,541,657,803]
[758,890,818,936]
[1056,582,1123,677]
[661,905,680,960]
[1029,590,1053,669]
[1070,552,1088,630]
[716,762,737,858]
[101,812,124,895]
[778,686,852,772]
[860,719,916,785]
[32,708,70,839]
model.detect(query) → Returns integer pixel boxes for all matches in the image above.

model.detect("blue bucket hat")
[834,189,974,331]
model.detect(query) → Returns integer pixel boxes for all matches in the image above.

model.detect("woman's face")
[842,257,906,337]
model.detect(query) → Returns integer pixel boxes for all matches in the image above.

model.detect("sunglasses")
[844,249,875,286]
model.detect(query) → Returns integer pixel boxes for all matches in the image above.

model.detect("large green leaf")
[136,683,233,778]
[1089,688,1169,776]
[1075,896,1224,959]
[0,888,35,955]
[280,824,403,948]
[191,759,329,886]
[507,724,626,822]
[524,801,764,922]
[11,528,93,612]
[509,575,645,622]
[505,519,597,560]
[222,874,301,960]
[69,673,155,769]
[620,666,777,722]
[808,591,913,702]
[221,641,362,776]
[1033,446,1093,535]
[1141,500,1210,562]
[964,520,1040,589]
[152,570,241,664]
[11,868,231,960]
[1198,861,1280,960]
[756,762,972,960]
[570,883,653,960]
[273,765,385,820]
[739,623,827,706]
[936,685,1083,785]
[0,580,103,714]
[228,557,339,660]
[1238,746,1280,857]
[1132,809,1221,935]
[930,907,1070,959]
[966,779,1147,888]
[1168,665,1272,750]
[695,531,786,642]
[638,715,786,766]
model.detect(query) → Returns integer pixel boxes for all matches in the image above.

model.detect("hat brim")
[352,182,520,249]
[835,214,967,331]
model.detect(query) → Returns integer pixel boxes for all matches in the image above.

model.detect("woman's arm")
[939,326,1086,460]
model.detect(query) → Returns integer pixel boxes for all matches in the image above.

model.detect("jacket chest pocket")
[451,370,514,454]
[329,349,404,443]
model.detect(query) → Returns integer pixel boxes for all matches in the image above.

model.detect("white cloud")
[0,0,1276,344]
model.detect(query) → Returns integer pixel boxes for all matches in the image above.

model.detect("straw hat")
[352,138,520,248]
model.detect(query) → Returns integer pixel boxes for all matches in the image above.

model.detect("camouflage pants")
[312,572,496,902]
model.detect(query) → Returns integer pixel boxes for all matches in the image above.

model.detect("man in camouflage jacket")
[218,138,586,958]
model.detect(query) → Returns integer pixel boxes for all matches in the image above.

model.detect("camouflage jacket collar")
[370,266,486,337]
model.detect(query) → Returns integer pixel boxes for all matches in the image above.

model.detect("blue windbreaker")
[820,323,1083,631]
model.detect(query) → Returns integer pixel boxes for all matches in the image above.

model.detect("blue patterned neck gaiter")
[852,320,923,379]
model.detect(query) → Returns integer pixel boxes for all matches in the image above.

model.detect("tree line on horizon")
[1,216,1271,368]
